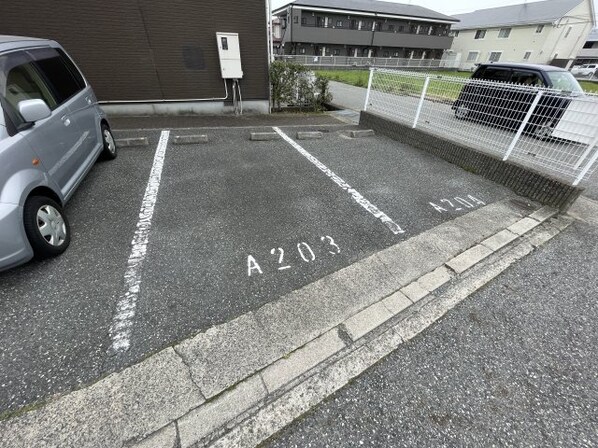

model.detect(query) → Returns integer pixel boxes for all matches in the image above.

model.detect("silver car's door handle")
[61,116,71,127]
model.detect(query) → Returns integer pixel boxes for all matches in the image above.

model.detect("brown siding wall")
[0,0,269,102]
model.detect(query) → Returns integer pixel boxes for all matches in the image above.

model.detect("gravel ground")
[267,219,598,447]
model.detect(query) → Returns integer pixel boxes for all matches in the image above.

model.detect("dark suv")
[452,63,584,139]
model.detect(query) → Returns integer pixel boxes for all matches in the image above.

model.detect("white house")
[449,0,596,71]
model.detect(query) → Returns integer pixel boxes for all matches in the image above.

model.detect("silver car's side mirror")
[18,99,52,123]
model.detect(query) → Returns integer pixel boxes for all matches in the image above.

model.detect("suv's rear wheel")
[101,123,117,160]
[532,120,555,140]
[23,196,71,260]
[455,103,470,120]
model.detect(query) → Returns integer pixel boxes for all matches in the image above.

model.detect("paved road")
[267,204,598,447]
[0,118,519,415]
[329,81,367,112]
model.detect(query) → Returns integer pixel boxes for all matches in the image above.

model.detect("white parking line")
[108,130,170,354]
[272,127,404,235]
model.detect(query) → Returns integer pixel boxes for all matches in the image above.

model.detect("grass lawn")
[317,69,598,95]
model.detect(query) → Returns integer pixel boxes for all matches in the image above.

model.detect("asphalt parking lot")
[0,116,521,415]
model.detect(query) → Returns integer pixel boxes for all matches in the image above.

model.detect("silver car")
[0,35,116,272]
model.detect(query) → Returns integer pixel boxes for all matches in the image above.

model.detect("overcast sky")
[271,0,597,20]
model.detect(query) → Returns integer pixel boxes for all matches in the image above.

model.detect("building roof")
[453,0,584,30]
[274,0,458,23]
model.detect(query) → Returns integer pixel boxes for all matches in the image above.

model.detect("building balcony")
[373,32,453,49]
[289,25,453,49]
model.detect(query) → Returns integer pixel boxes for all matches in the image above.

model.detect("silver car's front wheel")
[23,196,71,260]
[101,123,117,160]
[37,205,68,247]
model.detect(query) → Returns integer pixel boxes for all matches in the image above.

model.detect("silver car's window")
[0,51,58,113]
[547,71,583,92]
[0,98,7,141]
[26,47,85,105]
[0,93,22,138]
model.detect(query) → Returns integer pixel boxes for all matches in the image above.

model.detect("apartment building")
[575,28,598,64]
[450,0,596,71]
[273,0,458,60]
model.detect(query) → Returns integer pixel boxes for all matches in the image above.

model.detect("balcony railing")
[297,22,449,37]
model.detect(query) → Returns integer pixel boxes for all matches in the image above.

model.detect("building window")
[564,26,572,38]
[333,49,340,56]
[450,30,460,37]
[419,25,430,35]
[301,17,307,25]
[523,51,532,61]
[488,51,502,62]
[336,20,343,27]
[498,28,511,38]
[536,25,544,33]
[393,51,400,57]
[350,19,357,29]
[294,16,298,24]
[388,24,394,32]
[466,51,479,62]
[409,24,418,34]
[474,29,487,39]
[300,47,306,54]
[383,51,389,57]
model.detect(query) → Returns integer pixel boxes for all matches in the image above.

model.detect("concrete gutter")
[0,200,576,448]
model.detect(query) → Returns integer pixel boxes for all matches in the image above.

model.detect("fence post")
[412,76,431,129]
[503,90,544,161]
[364,68,375,111]
[573,133,598,170]
[574,136,598,186]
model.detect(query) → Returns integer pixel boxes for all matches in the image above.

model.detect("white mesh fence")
[275,55,458,69]
[365,68,598,186]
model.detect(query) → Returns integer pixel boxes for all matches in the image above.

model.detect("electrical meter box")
[216,32,243,79]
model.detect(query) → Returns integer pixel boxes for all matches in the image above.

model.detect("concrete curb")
[115,137,149,147]
[173,135,209,145]
[0,201,571,448]
[296,131,323,140]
